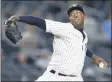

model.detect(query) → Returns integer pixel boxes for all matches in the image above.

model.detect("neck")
[73,25,84,30]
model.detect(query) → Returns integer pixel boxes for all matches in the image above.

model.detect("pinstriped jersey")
[45,19,88,76]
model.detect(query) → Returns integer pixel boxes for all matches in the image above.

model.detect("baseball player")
[5,4,107,81]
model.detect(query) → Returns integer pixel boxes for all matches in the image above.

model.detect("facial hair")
[72,20,84,29]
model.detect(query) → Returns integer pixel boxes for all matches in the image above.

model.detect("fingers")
[4,20,11,29]
[4,20,12,27]
[103,61,108,68]
[5,16,17,24]
[4,20,8,25]
[8,16,16,21]
[99,60,108,68]
[5,15,19,27]
[94,57,108,68]
[100,59,107,68]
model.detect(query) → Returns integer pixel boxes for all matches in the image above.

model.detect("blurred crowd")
[1,0,111,81]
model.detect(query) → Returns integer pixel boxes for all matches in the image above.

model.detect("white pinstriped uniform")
[36,19,88,81]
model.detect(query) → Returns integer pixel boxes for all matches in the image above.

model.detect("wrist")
[92,54,98,60]
[15,16,20,21]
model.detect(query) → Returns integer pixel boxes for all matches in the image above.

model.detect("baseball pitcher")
[4,4,107,81]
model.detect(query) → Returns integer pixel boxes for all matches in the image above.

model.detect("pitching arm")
[86,49,95,59]
[86,48,107,68]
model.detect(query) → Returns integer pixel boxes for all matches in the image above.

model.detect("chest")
[63,29,88,44]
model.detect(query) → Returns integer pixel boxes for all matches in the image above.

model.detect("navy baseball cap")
[67,4,84,16]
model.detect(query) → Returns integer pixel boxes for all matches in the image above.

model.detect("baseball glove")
[5,20,22,44]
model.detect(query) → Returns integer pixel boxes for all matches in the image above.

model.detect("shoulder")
[45,19,68,24]
[45,19,71,28]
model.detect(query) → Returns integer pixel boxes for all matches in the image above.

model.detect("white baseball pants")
[35,70,83,81]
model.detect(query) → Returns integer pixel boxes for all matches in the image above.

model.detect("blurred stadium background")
[1,0,111,81]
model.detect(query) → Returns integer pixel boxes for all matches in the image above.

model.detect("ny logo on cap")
[72,4,78,7]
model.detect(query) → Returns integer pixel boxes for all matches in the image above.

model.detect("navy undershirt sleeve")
[86,49,93,58]
[18,16,46,31]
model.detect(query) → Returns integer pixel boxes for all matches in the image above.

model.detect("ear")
[68,16,70,20]
[84,13,88,19]
[69,16,71,21]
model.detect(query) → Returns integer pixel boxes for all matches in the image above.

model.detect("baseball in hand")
[99,62,105,68]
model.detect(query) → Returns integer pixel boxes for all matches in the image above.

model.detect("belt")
[50,69,76,77]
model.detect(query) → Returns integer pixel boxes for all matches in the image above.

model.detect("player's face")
[69,10,85,29]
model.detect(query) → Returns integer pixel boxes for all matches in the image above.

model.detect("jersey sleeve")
[45,19,69,36]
